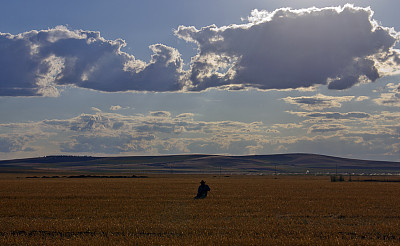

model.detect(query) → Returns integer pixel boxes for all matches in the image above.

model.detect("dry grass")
[0,174,399,245]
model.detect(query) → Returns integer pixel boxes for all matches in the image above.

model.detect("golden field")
[0,174,399,245]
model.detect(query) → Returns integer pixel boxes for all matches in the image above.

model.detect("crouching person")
[194,180,210,199]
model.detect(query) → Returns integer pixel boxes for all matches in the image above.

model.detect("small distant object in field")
[194,180,210,199]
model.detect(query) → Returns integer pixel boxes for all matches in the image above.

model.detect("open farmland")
[1,174,400,245]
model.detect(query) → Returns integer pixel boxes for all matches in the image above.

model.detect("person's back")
[195,180,210,199]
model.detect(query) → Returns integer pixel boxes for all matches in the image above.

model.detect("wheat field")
[1,174,399,245]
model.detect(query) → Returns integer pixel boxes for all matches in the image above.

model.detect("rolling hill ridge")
[0,153,399,174]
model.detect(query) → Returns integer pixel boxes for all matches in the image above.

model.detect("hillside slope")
[0,154,399,174]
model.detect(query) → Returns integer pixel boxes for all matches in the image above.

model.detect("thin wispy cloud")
[308,124,348,134]
[294,112,371,120]
[282,94,354,110]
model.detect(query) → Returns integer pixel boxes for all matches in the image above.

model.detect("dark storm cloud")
[176,5,400,91]
[0,26,184,96]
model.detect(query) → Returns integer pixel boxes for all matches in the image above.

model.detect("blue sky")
[0,0,399,161]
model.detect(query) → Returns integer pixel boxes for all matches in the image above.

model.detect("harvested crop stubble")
[0,175,399,245]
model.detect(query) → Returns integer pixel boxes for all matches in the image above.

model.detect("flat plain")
[1,174,400,245]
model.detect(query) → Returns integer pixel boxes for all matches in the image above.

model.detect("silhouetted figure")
[194,180,210,199]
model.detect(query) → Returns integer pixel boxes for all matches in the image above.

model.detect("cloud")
[293,112,371,119]
[355,96,370,102]
[374,93,400,107]
[1,109,399,160]
[176,113,195,119]
[273,134,398,160]
[0,26,184,96]
[149,111,171,117]
[42,109,385,157]
[0,135,36,152]
[91,107,102,112]
[1,5,399,96]
[110,105,122,111]
[60,133,155,154]
[36,111,275,154]
[380,111,400,121]
[175,5,400,91]
[272,123,303,129]
[109,105,130,111]
[308,124,348,133]
[44,113,121,132]
[373,83,400,107]
[0,136,25,152]
[282,94,354,110]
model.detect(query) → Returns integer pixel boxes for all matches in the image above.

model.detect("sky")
[0,0,399,161]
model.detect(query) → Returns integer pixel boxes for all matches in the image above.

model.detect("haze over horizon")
[1,0,399,161]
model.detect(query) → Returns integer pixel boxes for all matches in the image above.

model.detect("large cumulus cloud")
[176,4,400,91]
[0,26,184,96]
[1,5,399,96]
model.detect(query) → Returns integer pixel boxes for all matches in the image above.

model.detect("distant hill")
[0,154,399,174]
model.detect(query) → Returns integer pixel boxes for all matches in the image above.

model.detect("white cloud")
[355,96,370,101]
[109,105,130,111]
[91,107,102,112]
[0,27,184,96]
[110,105,122,111]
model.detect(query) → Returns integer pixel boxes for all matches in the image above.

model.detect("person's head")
[200,180,205,185]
